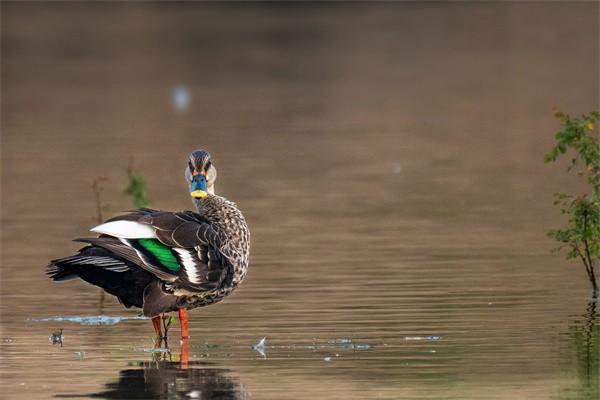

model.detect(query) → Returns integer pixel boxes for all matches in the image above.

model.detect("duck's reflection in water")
[88,361,250,400]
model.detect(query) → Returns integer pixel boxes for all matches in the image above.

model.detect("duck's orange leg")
[178,308,190,339]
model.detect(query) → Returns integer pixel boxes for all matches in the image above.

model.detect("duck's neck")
[192,194,227,221]
[192,196,210,215]
[191,185,215,213]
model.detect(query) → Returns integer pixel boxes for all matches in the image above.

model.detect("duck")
[46,149,250,340]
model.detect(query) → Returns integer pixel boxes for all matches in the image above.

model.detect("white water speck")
[251,337,266,358]
[253,337,266,349]
[172,85,190,112]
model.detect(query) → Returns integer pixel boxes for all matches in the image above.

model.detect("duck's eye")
[205,161,212,171]
[188,161,194,172]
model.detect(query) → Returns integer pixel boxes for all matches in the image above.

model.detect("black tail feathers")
[46,258,79,282]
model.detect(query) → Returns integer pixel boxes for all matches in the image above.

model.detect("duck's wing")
[77,210,232,292]
[73,236,178,282]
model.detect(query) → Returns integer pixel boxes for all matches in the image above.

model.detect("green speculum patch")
[137,238,180,271]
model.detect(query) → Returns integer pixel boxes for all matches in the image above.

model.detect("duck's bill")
[190,172,208,198]
[190,190,207,198]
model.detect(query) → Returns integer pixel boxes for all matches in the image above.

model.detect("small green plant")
[545,109,600,296]
[123,159,150,208]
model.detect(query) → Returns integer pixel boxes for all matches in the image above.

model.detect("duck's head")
[185,149,217,200]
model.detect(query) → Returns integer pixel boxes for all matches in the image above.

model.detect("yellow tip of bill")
[190,190,208,199]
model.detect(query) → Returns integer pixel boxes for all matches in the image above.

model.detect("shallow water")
[1,2,599,399]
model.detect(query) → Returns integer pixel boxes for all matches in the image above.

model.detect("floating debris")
[324,357,332,362]
[203,342,220,350]
[49,329,63,346]
[251,337,266,358]
[143,347,170,354]
[333,340,354,349]
[74,351,86,358]
[31,315,147,326]
[404,336,442,341]
[2,338,14,344]
[334,338,352,344]
[187,390,201,398]
[280,343,324,351]
[331,338,370,350]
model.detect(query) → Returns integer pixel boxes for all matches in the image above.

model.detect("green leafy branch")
[546,109,600,295]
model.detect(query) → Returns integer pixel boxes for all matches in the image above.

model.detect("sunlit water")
[1,3,599,399]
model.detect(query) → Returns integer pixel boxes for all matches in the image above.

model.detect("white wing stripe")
[91,221,156,239]
[174,248,200,284]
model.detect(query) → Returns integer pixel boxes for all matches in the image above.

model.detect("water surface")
[1,2,599,399]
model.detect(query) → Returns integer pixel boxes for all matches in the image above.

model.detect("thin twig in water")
[91,177,109,309]
[91,177,108,224]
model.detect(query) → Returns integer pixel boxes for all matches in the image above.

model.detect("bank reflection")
[560,300,599,400]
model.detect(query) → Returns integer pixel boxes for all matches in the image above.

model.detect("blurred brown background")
[1,2,599,399]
